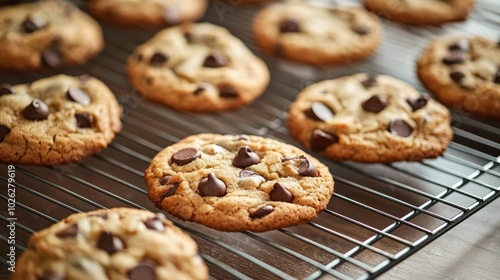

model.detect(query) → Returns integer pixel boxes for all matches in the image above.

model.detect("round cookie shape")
[417,36,500,119]
[127,23,270,113]
[87,0,207,27]
[145,133,334,232]
[0,75,122,165]
[0,1,103,71]
[364,0,475,26]
[12,208,208,280]
[287,74,453,163]
[252,0,382,66]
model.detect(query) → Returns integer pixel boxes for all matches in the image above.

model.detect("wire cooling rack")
[1,0,499,279]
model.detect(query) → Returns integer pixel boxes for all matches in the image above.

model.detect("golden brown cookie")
[0,1,103,71]
[0,75,122,165]
[417,36,500,119]
[288,73,454,163]
[145,133,334,232]
[12,208,208,280]
[252,0,382,66]
[127,23,270,113]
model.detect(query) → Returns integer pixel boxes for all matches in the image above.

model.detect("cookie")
[145,133,334,232]
[287,74,454,163]
[12,208,208,280]
[417,36,500,119]
[0,1,103,71]
[0,75,122,165]
[252,0,382,66]
[127,23,270,113]
[364,0,475,26]
[87,0,207,27]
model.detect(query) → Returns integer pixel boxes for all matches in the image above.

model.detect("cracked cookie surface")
[12,208,208,280]
[252,0,382,66]
[127,23,270,113]
[288,73,453,163]
[417,36,500,119]
[145,133,334,232]
[0,1,103,70]
[0,75,122,165]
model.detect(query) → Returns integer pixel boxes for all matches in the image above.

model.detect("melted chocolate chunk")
[0,125,10,142]
[353,25,369,35]
[171,147,200,165]
[150,52,168,66]
[233,146,260,168]
[219,86,239,98]
[203,52,227,68]
[298,158,318,177]
[310,129,338,152]
[159,175,171,185]
[494,69,500,84]
[198,172,226,197]
[305,102,334,121]
[144,214,166,232]
[193,83,210,95]
[388,119,413,137]
[55,224,79,238]
[22,15,46,34]
[407,93,429,111]
[0,84,13,96]
[270,183,293,203]
[361,74,377,88]
[164,183,180,197]
[449,71,465,82]
[362,95,389,113]
[249,205,274,219]
[129,260,157,280]
[41,45,63,68]
[97,231,124,255]
[67,87,91,105]
[448,39,469,52]
[279,19,300,33]
[23,99,49,120]
[75,113,94,128]
[442,51,465,65]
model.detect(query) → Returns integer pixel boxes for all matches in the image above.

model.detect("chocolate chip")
[171,147,200,165]
[361,74,377,88]
[159,175,171,185]
[41,46,63,68]
[184,32,193,43]
[163,7,180,25]
[0,84,13,96]
[97,231,125,255]
[23,99,49,120]
[298,158,318,177]
[442,51,465,65]
[310,129,338,152]
[0,125,10,142]
[279,19,300,33]
[249,205,274,219]
[407,93,429,111]
[56,224,79,238]
[203,52,227,68]
[239,170,264,179]
[198,172,226,197]
[219,86,239,98]
[353,25,369,35]
[67,87,91,105]
[150,52,168,66]
[270,183,293,203]
[449,71,465,82]
[37,271,63,280]
[448,39,469,52]
[193,83,210,95]
[129,260,157,280]
[494,69,500,84]
[233,146,260,168]
[164,183,179,197]
[362,95,389,113]
[22,15,46,34]
[75,113,94,128]
[305,102,334,121]
[144,214,166,232]
[388,119,413,137]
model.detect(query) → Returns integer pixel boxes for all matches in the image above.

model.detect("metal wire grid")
[1,0,500,279]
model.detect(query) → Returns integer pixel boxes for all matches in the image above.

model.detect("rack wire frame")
[1,0,500,279]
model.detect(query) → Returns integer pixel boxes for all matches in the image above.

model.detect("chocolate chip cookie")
[87,0,207,27]
[145,133,334,232]
[364,0,475,26]
[0,1,103,71]
[12,208,208,280]
[252,0,382,66]
[288,74,453,163]
[0,75,122,165]
[127,23,270,113]
[417,36,500,119]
